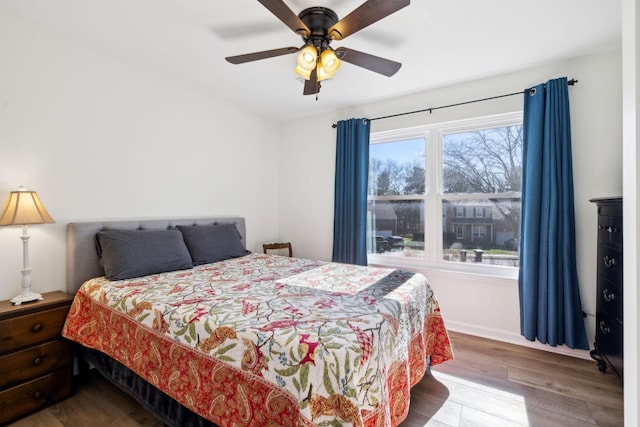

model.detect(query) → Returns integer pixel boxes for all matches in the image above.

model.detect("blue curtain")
[519,77,588,349]
[332,118,370,265]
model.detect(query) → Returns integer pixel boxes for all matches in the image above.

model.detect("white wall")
[280,49,623,357]
[0,11,282,300]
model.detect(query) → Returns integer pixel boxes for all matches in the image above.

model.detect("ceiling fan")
[225,0,410,96]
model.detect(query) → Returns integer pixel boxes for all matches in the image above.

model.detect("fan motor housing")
[298,7,339,40]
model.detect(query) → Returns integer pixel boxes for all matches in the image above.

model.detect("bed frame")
[66,217,245,427]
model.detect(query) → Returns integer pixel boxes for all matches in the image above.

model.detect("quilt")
[62,253,452,426]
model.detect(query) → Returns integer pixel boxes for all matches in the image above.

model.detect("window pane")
[442,198,520,267]
[367,200,424,257]
[369,138,426,196]
[442,125,522,194]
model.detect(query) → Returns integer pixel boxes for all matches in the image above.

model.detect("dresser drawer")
[0,366,72,425]
[594,311,623,380]
[0,339,73,389]
[597,201,622,219]
[597,275,622,324]
[597,245,623,286]
[597,213,622,248]
[0,306,69,354]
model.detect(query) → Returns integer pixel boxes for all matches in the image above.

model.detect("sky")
[370,137,425,166]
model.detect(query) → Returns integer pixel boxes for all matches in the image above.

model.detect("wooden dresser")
[0,291,74,424]
[589,197,623,382]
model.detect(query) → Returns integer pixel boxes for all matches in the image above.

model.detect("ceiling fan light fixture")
[317,48,341,81]
[294,45,318,79]
[316,66,331,82]
[226,0,410,95]
[320,49,341,73]
[294,65,312,80]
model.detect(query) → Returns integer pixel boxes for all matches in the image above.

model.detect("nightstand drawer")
[0,306,69,353]
[0,366,72,425]
[0,339,73,389]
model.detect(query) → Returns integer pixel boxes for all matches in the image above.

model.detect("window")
[472,225,487,238]
[367,112,522,269]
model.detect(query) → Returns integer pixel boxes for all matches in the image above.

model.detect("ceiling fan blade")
[226,46,299,64]
[335,47,401,77]
[257,0,310,37]
[303,68,321,95]
[328,0,410,40]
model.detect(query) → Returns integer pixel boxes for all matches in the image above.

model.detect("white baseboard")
[445,320,593,360]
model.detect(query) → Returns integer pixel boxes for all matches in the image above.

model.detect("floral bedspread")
[62,253,452,426]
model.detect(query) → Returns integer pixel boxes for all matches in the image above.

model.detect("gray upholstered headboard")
[66,217,246,294]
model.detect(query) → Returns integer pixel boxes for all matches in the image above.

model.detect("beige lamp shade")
[0,187,55,226]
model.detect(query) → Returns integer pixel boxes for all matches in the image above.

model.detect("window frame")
[367,111,523,278]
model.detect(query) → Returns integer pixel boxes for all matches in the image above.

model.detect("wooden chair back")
[263,242,293,257]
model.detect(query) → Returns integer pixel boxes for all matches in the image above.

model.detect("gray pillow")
[96,229,193,280]
[177,223,248,265]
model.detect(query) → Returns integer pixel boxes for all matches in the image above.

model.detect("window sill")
[367,253,519,282]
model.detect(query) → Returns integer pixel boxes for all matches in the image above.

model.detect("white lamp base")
[10,225,44,305]
[11,290,44,305]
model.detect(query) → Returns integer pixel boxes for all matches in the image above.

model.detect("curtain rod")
[331,78,578,128]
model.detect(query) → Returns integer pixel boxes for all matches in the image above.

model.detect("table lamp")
[0,186,55,305]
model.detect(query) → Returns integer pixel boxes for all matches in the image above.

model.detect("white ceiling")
[1,0,622,122]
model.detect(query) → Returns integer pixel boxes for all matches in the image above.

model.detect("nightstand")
[0,291,74,425]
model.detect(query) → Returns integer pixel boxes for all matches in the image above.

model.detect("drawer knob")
[32,356,43,366]
[31,323,43,333]
[603,289,616,302]
[603,256,616,267]
[32,390,43,400]
[599,321,611,335]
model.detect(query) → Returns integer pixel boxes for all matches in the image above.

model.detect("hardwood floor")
[8,331,623,427]
[401,332,623,427]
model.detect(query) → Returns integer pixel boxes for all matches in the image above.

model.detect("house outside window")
[367,112,522,270]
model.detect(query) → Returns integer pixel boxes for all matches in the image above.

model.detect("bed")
[62,217,452,427]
